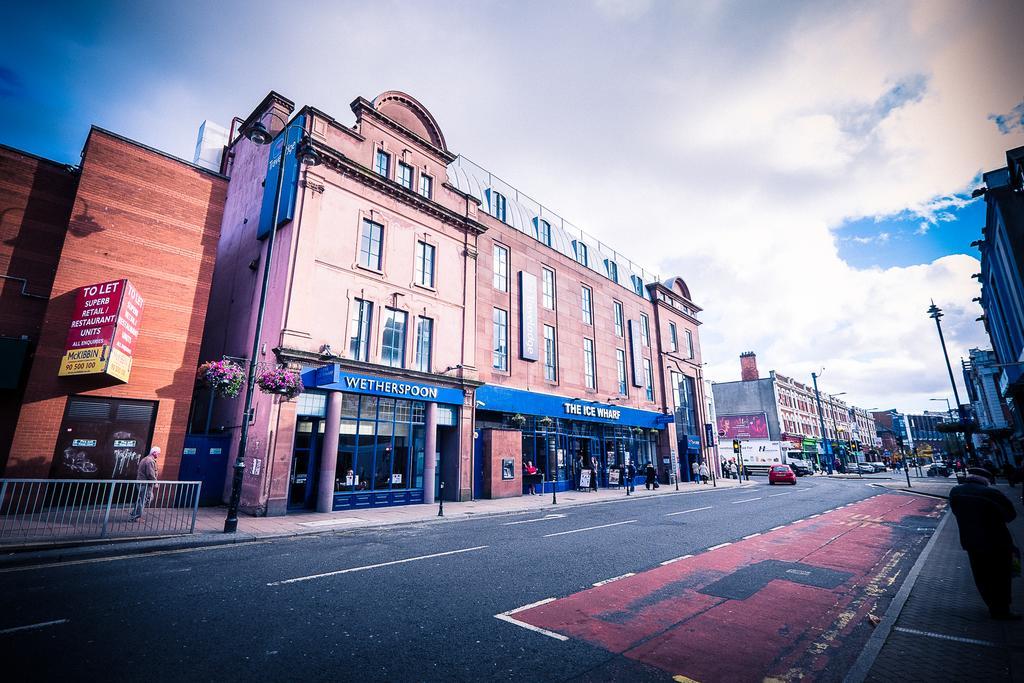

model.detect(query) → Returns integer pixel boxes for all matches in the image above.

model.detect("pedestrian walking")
[949,474,1021,620]
[627,461,636,492]
[698,462,710,485]
[644,463,657,490]
[129,447,160,522]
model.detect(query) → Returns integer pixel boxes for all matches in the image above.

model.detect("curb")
[843,510,951,683]
[867,483,951,500]
[0,481,754,569]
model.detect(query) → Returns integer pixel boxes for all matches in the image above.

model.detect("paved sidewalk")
[853,482,1024,682]
[0,477,747,566]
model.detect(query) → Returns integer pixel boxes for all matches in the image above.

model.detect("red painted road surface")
[513,493,944,682]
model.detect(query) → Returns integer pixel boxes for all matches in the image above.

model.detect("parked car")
[853,463,876,474]
[786,458,814,476]
[924,463,952,477]
[868,462,887,473]
[769,464,797,485]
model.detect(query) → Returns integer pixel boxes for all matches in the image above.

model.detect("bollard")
[552,477,557,505]
[438,481,445,516]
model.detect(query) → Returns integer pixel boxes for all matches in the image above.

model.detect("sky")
[3,0,1023,414]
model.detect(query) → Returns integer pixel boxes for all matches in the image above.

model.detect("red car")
[768,464,797,485]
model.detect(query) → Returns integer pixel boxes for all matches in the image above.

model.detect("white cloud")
[33,0,1022,414]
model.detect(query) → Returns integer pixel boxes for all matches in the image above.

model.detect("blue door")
[473,433,484,499]
[179,435,230,506]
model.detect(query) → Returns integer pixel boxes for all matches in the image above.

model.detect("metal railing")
[0,479,202,545]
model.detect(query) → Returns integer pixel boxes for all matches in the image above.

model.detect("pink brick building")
[193,90,710,516]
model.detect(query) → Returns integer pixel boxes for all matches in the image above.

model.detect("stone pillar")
[317,392,342,513]
[423,401,438,504]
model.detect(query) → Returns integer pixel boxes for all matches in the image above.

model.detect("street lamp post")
[223,114,320,533]
[927,301,978,464]
[811,372,833,474]
[929,397,959,462]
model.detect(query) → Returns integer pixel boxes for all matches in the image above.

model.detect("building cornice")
[350,96,457,164]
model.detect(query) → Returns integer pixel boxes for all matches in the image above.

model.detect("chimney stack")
[740,352,759,381]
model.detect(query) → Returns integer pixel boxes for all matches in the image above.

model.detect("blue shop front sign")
[303,365,464,405]
[687,435,702,452]
[475,385,665,428]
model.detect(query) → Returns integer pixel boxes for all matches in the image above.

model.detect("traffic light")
[733,439,741,454]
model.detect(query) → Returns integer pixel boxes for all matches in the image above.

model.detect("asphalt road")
[0,476,902,681]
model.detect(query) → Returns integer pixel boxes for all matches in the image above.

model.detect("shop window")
[334,395,427,495]
[296,391,327,417]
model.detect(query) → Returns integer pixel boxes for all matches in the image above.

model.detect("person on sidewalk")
[644,463,657,490]
[627,461,636,493]
[949,474,1020,620]
[523,460,539,495]
[699,462,710,485]
[129,447,160,522]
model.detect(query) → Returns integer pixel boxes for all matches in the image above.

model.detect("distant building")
[963,347,1015,464]
[712,352,876,468]
[974,145,1024,461]
[905,411,959,460]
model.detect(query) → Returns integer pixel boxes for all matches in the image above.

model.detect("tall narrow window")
[543,324,557,381]
[538,219,552,246]
[574,241,589,267]
[397,162,413,189]
[669,322,678,352]
[415,241,435,288]
[359,219,384,270]
[414,317,433,372]
[632,275,644,297]
[419,173,433,199]
[492,308,509,371]
[348,299,373,362]
[670,371,682,409]
[374,149,390,178]
[542,267,556,310]
[493,244,509,291]
[381,308,407,368]
[685,329,694,358]
[644,358,655,401]
[640,313,650,346]
[604,259,618,283]
[583,338,596,390]
[491,191,507,222]
[581,285,593,325]
[613,301,624,338]
[616,349,628,395]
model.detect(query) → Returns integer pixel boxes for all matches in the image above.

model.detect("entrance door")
[289,418,320,509]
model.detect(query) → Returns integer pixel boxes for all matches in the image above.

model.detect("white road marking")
[495,598,568,641]
[298,517,362,527]
[666,506,713,516]
[503,514,567,526]
[731,497,761,504]
[809,514,821,518]
[707,542,732,551]
[0,619,68,635]
[543,520,637,538]
[770,525,786,530]
[593,573,636,586]
[893,626,998,647]
[267,545,489,586]
[768,492,794,497]
[786,569,811,576]
[742,533,762,539]
[660,554,694,565]
[0,541,273,573]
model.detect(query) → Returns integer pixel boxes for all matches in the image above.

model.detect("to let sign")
[58,279,144,382]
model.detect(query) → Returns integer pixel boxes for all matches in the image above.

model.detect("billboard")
[257,114,305,240]
[716,412,769,439]
[58,279,144,382]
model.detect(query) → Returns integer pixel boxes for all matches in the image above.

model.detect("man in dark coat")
[949,474,1020,620]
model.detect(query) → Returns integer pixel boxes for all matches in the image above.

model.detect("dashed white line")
[731,497,762,504]
[0,619,68,635]
[543,520,637,538]
[660,554,694,565]
[495,598,568,641]
[267,545,489,586]
[770,525,786,530]
[593,573,636,586]
[894,626,998,647]
[503,514,567,525]
[707,542,732,551]
[809,514,821,518]
[666,506,713,516]
[742,533,762,539]
[769,492,794,497]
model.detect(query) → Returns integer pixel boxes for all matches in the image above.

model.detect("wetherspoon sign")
[58,279,144,382]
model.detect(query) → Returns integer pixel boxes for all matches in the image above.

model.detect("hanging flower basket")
[648,428,660,437]
[197,359,245,398]
[537,416,554,429]
[509,413,527,428]
[256,366,304,400]
[631,426,645,436]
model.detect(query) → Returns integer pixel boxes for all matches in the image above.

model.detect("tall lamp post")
[929,397,959,461]
[926,301,978,464]
[811,371,833,473]
[223,113,321,533]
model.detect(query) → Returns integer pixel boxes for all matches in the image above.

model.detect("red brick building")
[1,128,226,480]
